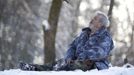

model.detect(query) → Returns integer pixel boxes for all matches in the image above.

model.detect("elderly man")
[19,11,114,71]
[64,11,114,70]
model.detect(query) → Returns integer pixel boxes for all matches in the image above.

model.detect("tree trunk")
[71,0,81,36]
[107,0,114,31]
[107,0,114,63]
[44,0,63,64]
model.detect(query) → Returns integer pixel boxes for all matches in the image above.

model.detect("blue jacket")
[65,27,114,70]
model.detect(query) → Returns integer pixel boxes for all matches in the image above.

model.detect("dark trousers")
[20,59,95,71]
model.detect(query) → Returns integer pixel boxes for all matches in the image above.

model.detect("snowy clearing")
[0,67,134,75]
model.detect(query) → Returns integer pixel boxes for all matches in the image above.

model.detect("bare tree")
[107,0,115,31]
[71,0,81,35]
[44,0,63,64]
[126,7,134,65]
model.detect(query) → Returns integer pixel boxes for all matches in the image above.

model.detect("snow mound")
[0,67,134,75]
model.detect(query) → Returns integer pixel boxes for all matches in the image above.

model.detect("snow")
[0,67,134,75]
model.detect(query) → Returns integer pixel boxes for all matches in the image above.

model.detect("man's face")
[89,15,101,30]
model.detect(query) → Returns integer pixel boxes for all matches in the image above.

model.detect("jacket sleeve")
[64,37,78,60]
[79,35,114,61]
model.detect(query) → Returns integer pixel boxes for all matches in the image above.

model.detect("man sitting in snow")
[19,11,114,71]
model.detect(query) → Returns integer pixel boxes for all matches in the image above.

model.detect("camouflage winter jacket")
[65,27,114,70]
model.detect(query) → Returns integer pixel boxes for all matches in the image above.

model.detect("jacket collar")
[82,27,91,32]
[82,26,107,36]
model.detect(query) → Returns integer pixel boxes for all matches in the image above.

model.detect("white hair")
[95,11,110,27]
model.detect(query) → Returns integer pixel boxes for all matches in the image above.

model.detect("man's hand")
[78,52,87,61]
[83,59,94,66]
[77,52,93,65]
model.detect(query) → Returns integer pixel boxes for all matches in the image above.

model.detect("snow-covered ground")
[0,67,134,75]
